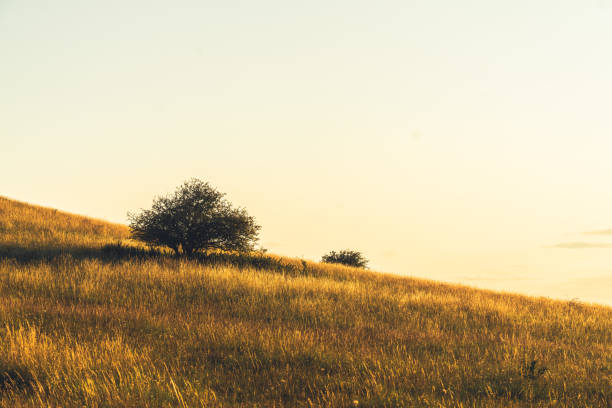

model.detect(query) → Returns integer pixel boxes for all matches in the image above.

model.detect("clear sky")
[3,1,612,305]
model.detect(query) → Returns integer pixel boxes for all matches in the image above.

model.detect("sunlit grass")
[0,196,610,406]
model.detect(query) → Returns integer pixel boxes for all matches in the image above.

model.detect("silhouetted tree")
[128,179,260,256]
[321,250,368,268]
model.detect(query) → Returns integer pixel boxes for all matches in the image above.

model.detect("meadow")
[0,196,611,407]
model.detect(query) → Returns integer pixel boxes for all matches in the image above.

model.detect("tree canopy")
[128,179,260,255]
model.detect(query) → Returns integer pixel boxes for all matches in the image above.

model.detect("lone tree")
[128,179,260,256]
[321,250,368,268]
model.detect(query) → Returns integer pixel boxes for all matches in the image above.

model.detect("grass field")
[0,196,611,407]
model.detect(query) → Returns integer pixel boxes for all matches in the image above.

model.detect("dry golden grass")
[0,196,611,407]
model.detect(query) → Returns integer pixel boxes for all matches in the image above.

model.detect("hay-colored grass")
[0,196,610,407]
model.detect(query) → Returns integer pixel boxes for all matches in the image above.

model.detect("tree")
[128,179,260,256]
[321,250,368,268]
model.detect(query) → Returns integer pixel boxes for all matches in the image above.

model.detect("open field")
[0,196,611,407]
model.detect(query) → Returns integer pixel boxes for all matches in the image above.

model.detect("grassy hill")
[0,196,611,407]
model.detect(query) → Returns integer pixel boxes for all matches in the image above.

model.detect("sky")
[3,0,612,305]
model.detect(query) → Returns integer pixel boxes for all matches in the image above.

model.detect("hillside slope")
[0,196,610,407]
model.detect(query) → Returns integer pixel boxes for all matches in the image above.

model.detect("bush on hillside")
[128,179,260,256]
[321,250,368,268]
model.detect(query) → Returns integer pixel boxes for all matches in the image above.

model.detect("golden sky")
[3,1,612,304]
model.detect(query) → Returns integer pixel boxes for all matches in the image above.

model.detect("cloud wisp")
[549,242,612,249]
[583,229,612,235]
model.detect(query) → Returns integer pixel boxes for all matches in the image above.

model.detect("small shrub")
[321,250,368,268]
